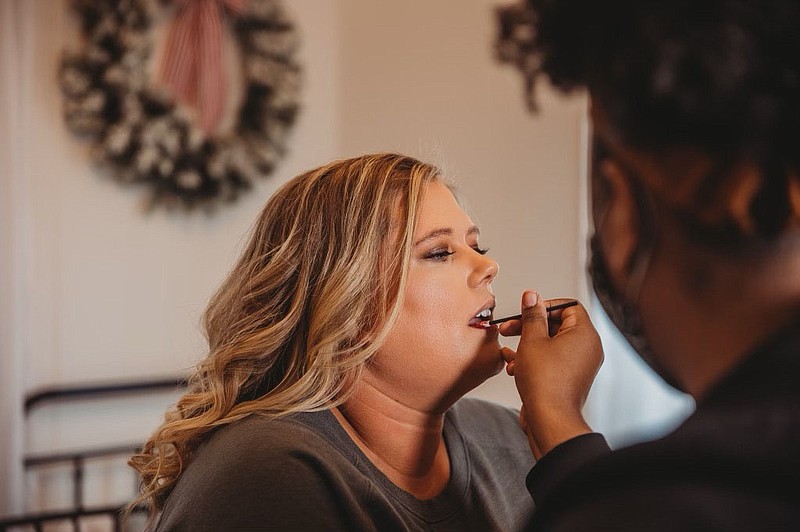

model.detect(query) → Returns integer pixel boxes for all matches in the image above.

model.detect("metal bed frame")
[1,377,187,532]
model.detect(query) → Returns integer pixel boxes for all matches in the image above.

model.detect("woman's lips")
[468,316,495,329]
[469,299,496,328]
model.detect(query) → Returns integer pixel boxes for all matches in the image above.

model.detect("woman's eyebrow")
[413,226,480,247]
[414,228,452,247]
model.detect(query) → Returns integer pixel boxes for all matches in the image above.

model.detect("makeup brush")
[487,300,579,326]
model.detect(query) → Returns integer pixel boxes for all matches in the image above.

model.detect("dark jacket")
[526,319,800,531]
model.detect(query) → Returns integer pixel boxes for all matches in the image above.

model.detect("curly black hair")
[497,0,800,239]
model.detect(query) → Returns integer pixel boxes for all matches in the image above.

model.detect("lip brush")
[487,300,579,326]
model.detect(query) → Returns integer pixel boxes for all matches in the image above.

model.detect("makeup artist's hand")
[500,290,603,459]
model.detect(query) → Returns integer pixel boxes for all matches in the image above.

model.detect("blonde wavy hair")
[129,153,441,515]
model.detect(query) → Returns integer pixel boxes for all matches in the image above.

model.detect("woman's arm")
[500,291,604,459]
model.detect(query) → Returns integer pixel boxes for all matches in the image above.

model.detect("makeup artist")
[129,153,536,530]
[497,0,800,529]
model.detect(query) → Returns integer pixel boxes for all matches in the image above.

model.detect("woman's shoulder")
[156,411,365,530]
[190,410,346,472]
[182,412,354,489]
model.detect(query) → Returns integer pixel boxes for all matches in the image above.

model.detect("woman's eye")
[473,246,489,255]
[424,249,454,261]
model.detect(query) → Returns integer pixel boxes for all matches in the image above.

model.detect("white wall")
[1,0,690,517]
[12,0,340,392]
[1,0,27,515]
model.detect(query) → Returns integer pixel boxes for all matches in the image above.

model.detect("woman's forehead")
[414,182,474,233]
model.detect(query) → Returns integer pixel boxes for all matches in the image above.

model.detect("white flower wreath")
[60,0,301,211]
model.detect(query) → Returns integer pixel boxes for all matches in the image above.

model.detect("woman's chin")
[472,340,506,379]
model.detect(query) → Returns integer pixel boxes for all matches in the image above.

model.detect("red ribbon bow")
[159,0,247,134]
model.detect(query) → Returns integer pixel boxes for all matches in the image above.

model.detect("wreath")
[59,0,301,212]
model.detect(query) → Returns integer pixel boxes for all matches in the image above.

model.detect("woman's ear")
[597,159,641,290]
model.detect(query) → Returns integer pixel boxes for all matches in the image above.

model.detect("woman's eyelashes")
[422,244,489,261]
[424,248,455,261]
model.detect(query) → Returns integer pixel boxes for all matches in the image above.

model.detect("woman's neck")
[333,381,451,500]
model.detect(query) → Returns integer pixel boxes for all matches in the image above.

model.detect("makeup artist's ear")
[596,159,641,290]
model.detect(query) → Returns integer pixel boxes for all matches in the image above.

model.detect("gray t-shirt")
[156,397,535,531]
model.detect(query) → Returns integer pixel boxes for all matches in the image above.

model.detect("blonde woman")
[130,153,536,530]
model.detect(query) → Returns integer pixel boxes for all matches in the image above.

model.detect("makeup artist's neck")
[333,381,451,500]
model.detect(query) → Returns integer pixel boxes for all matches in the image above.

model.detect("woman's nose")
[469,253,499,288]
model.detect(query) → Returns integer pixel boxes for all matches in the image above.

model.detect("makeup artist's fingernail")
[523,291,539,308]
